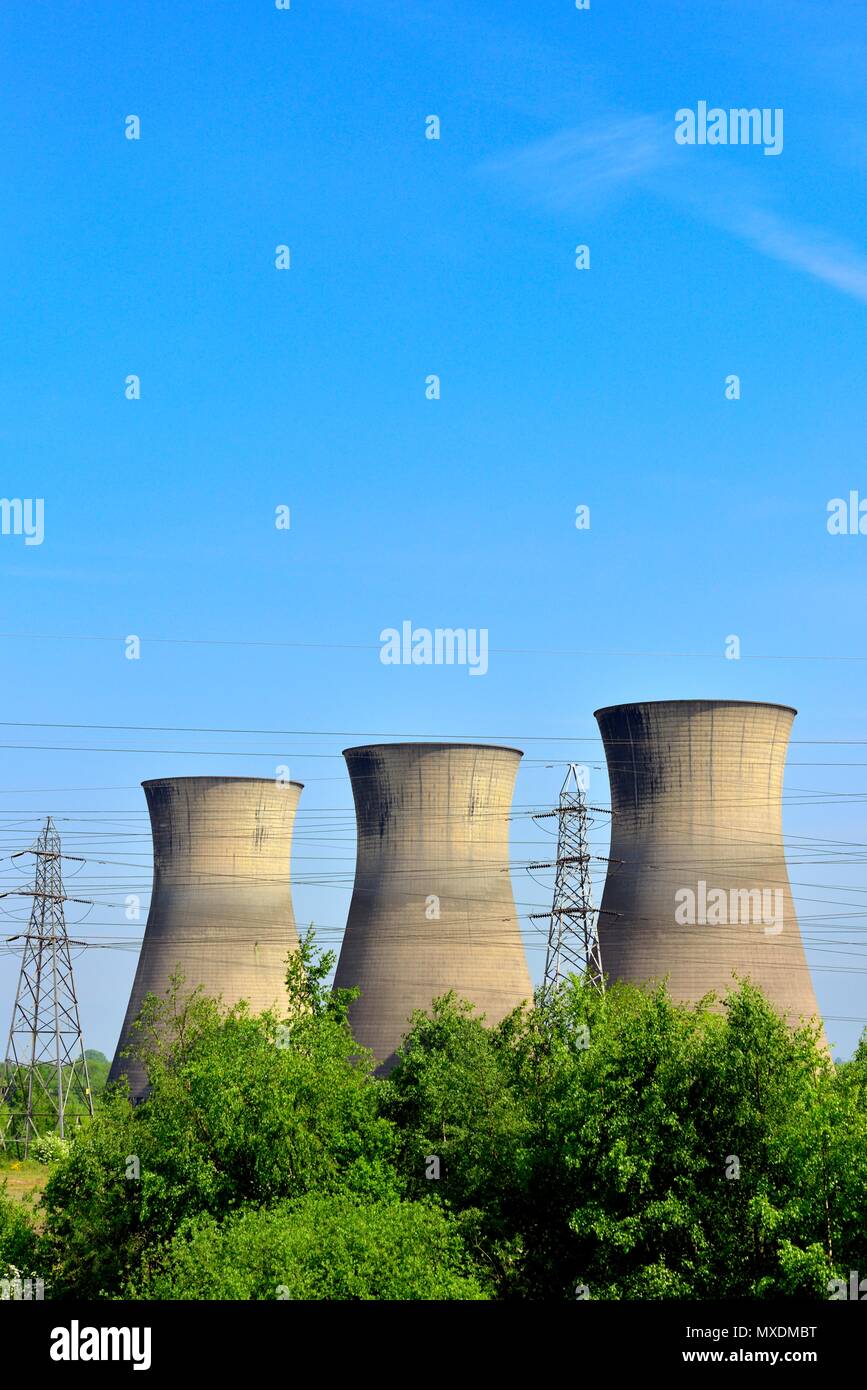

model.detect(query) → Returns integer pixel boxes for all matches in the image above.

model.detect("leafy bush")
[130,1194,489,1300]
[0,1188,42,1278]
[28,929,867,1302]
[41,934,400,1297]
[31,1133,71,1165]
[384,978,865,1301]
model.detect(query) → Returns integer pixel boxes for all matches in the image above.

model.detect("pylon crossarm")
[537,772,606,997]
[0,819,94,1157]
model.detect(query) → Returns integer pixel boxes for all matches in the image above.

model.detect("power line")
[2,718,867,745]
[2,629,867,663]
[0,819,94,1157]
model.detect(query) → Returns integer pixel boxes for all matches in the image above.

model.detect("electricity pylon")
[529,764,614,994]
[0,818,93,1156]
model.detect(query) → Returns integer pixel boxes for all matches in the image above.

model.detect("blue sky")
[1,0,866,1058]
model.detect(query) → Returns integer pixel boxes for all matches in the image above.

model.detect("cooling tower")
[594,700,824,1033]
[333,743,533,1071]
[109,775,303,1097]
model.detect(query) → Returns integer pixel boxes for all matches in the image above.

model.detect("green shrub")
[130,1194,489,1300]
[31,1133,71,1165]
[28,928,867,1302]
[41,935,401,1297]
[0,1188,42,1278]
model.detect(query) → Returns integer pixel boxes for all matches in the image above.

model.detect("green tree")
[23,941,867,1302]
[385,976,864,1301]
[130,1193,489,1300]
[380,994,531,1289]
[41,932,400,1297]
[0,1185,41,1279]
[84,1050,110,1096]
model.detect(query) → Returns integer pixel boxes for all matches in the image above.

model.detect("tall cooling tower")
[594,700,823,1032]
[333,743,533,1071]
[109,775,303,1096]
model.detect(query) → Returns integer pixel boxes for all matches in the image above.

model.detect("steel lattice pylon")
[529,764,614,994]
[0,818,93,1157]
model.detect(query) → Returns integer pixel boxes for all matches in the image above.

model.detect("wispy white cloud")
[483,116,671,212]
[724,207,867,304]
[484,113,867,306]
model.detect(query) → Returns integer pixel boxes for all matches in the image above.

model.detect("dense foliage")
[2,932,865,1300]
[130,1194,488,1300]
[0,1184,42,1275]
[383,980,865,1299]
[0,1049,110,1151]
[36,939,398,1297]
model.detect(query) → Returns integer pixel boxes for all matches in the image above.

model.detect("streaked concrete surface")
[334,743,532,1071]
[109,776,302,1096]
[595,700,825,1038]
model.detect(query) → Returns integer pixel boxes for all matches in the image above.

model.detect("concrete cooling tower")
[333,743,533,1071]
[594,700,824,1034]
[109,775,303,1097]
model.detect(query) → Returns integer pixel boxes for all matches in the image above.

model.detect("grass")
[0,1159,50,1210]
